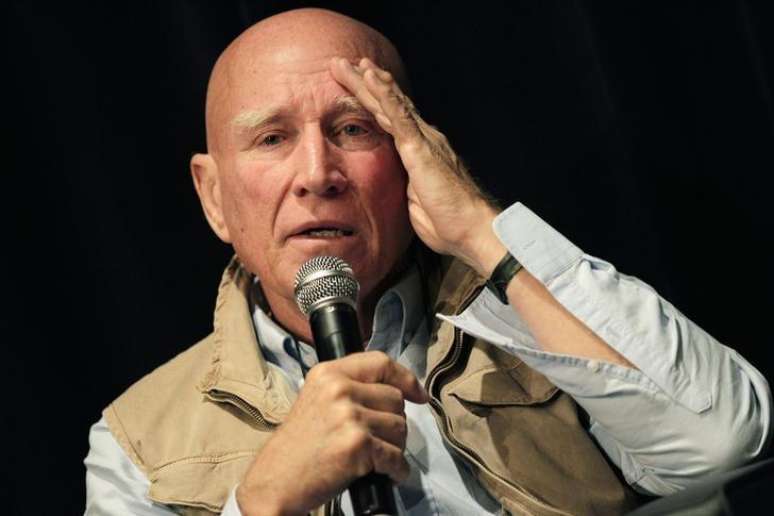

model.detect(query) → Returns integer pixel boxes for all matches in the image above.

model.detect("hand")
[329,57,507,277]
[236,351,429,516]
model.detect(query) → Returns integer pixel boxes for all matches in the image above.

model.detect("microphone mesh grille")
[294,256,359,316]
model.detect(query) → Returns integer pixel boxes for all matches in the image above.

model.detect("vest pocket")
[439,365,577,516]
[446,363,559,407]
[440,363,633,516]
[148,452,256,513]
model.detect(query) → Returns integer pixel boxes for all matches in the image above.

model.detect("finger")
[359,57,394,82]
[371,438,411,483]
[361,67,422,144]
[351,382,405,414]
[328,57,392,131]
[360,407,407,449]
[332,351,429,404]
[356,59,420,123]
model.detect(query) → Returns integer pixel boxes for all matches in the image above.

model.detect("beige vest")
[104,256,642,515]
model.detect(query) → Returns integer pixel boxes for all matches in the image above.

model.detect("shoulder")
[102,334,218,472]
[113,333,217,413]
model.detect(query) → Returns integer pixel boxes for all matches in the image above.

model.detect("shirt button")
[587,359,600,372]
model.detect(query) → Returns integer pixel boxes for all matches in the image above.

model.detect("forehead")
[224,38,372,119]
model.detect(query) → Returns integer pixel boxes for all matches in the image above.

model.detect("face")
[209,44,414,309]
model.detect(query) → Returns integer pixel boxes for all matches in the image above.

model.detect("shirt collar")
[251,263,426,389]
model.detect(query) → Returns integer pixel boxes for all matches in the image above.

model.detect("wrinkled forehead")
[228,37,370,96]
[208,32,385,150]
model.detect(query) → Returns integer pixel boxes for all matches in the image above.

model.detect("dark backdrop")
[6,1,773,513]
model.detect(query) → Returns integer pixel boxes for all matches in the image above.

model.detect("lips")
[301,228,353,237]
[288,221,356,239]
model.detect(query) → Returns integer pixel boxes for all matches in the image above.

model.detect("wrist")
[456,204,507,278]
[236,479,287,516]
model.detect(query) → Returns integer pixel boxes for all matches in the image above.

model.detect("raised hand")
[329,56,507,277]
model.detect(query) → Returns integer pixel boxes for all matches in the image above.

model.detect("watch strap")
[485,251,523,304]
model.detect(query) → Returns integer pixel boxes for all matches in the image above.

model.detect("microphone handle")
[310,304,397,516]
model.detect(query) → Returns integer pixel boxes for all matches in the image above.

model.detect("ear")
[190,153,232,243]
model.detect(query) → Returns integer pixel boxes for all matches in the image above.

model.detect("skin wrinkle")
[193,8,414,344]
[232,95,377,142]
[205,10,408,158]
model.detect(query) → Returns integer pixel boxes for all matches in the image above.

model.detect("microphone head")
[294,255,359,317]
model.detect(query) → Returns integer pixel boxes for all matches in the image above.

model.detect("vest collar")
[196,250,485,425]
[197,256,296,424]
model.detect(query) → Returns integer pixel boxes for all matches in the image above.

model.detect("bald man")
[85,8,771,516]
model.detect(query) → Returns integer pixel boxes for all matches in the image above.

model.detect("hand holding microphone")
[236,256,428,516]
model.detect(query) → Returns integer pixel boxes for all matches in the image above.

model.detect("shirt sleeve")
[84,417,176,515]
[85,417,244,515]
[221,487,244,515]
[438,202,773,496]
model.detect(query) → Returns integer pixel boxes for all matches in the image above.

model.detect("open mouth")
[297,227,355,238]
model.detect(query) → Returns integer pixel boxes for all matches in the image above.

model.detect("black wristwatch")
[485,251,523,304]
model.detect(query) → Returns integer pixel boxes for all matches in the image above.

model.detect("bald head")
[204,8,408,155]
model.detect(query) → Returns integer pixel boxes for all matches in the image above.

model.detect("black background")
[6,1,773,513]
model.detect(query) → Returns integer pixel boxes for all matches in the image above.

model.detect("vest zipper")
[207,389,277,429]
[424,285,482,398]
[423,287,572,516]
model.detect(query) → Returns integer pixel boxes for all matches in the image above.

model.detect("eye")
[341,124,368,137]
[331,120,382,150]
[259,133,285,147]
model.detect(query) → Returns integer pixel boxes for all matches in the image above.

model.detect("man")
[85,7,771,516]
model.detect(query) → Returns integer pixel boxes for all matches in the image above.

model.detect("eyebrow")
[231,96,372,132]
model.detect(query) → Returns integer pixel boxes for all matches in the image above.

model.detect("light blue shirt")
[85,202,773,515]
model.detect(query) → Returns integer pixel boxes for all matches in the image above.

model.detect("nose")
[290,124,348,198]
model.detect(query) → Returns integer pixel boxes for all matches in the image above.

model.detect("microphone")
[295,256,397,516]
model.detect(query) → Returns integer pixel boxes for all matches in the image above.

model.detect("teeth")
[307,229,349,237]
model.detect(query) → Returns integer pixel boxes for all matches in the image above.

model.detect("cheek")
[221,162,280,238]
[353,147,408,201]
[352,149,412,238]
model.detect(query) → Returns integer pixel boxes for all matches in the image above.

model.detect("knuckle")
[334,426,373,476]
[306,362,329,383]
[384,385,405,413]
[369,350,392,369]
[335,402,360,424]
[375,78,392,92]
[373,443,408,480]
[393,396,406,415]
[383,415,408,450]
[396,417,408,448]
[396,391,406,413]
[344,425,371,455]
[326,378,351,401]
[398,103,414,120]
